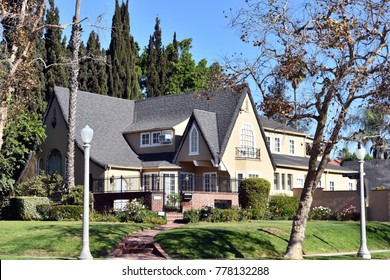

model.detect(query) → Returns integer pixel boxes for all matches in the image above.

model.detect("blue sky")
[56,0,254,65]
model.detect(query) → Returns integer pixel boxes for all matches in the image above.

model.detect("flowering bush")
[310,206,334,220]
[127,198,145,218]
[337,205,360,221]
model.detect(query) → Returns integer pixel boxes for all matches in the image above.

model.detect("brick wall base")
[181,192,239,212]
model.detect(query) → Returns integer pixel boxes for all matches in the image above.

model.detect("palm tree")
[66,0,82,188]
[362,109,389,159]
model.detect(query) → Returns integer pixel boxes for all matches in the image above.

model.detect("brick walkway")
[108,214,185,260]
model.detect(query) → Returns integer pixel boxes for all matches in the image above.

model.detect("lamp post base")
[357,247,371,259]
[78,248,93,260]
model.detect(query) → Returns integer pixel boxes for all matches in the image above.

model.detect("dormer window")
[140,133,150,147]
[189,125,199,155]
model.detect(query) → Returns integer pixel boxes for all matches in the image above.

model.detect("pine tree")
[44,0,69,101]
[107,0,140,99]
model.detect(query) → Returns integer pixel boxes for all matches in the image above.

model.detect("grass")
[155,220,390,259]
[1,220,389,260]
[0,221,154,259]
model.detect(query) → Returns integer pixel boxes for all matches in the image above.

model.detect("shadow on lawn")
[25,223,149,258]
[156,227,282,259]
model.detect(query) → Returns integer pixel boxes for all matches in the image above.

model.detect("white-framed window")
[240,123,256,158]
[249,173,260,178]
[289,139,295,155]
[296,177,304,188]
[180,172,194,192]
[329,181,335,191]
[204,172,217,192]
[236,172,244,189]
[348,182,353,191]
[266,136,271,148]
[189,125,199,155]
[143,173,160,190]
[287,174,293,190]
[274,137,281,153]
[140,132,150,147]
[281,174,286,190]
[152,131,161,145]
[274,173,279,190]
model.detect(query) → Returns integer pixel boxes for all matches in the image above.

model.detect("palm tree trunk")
[66,0,82,189]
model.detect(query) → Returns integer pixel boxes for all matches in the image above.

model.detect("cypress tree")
[44,0,69,101]
[78,31,108,95]
[107,0,140,99]
[145,17,167,97]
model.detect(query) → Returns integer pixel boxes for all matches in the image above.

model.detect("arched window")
[189,125,199,155]
[47,149,62,175]
[240,123,255,158]
[37,158,44,175]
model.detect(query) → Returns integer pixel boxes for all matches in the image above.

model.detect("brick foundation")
[181,192,239,212]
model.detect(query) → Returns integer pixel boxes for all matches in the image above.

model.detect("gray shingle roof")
[259,116,308,136]
[272,153,355,173]
[53,86,275,171]
[193,109,220,163]
[54,87,142,168]
[342,160,390,189]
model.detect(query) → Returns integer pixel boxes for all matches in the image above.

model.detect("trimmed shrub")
[239,178,270,213]
[50,205,83,221]
[61,185,93,206]
[268,194,299,220]
[4,197,51,220]
[15,173,65,203]
[183,209,200,223]
[221,209,239,222]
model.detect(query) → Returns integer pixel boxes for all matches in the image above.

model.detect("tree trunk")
[66,0,82,189]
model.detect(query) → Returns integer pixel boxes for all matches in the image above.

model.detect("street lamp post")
[79,125,94,260]
[355,143,371,259]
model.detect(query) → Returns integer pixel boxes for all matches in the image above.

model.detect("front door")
[163,173,177,207]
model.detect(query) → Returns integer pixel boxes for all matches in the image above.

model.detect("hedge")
[3,197,51,220]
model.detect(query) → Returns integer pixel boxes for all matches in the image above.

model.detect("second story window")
[274,137,281,153]
[189,125,199,155]
[266,136,271,148]
[289,139,295,155]
[140,132,150,147]
[240,123,255,157]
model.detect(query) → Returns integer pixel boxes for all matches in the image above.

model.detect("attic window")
[189,125,199,155]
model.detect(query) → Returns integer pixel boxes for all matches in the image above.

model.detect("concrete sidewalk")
[304,249,390,258]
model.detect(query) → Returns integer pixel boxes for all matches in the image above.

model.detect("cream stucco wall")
[264,129,311,157]
[222,94,274,186]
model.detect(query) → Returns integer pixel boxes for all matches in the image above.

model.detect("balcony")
[236,147,261,159]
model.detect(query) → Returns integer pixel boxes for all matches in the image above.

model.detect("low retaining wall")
[93,191,164,212]
[293,188,390,221]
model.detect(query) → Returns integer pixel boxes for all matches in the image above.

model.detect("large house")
[23,86,357,212]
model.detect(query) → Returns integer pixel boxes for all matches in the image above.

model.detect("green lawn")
[1,220,389,260]
[155,220,390,259]
[0,221,153,259]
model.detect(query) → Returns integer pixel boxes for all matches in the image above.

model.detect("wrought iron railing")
[92,174,240,194]
[235,147,261,159]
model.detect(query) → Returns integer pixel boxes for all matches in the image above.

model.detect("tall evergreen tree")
[44,0,69,101]
[145,17,167,97]
[78,31,108,95]
[107,0,140,99]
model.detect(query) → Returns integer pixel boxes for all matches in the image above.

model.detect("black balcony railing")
[92,174,240,194]
[235,147,260,159]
